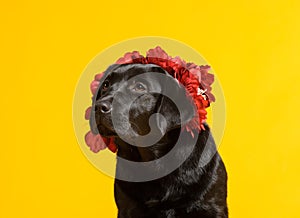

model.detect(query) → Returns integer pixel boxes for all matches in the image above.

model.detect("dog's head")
[90,63,195,146]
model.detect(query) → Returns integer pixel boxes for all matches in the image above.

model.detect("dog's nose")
[96,101,112,114]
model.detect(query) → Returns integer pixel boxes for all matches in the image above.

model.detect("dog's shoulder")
[115,124,228,217]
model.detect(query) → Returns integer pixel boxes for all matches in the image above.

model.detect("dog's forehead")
[109,69,143,81]
[111,64,162,78]
[105,64,169,85]
[102,64,184,95]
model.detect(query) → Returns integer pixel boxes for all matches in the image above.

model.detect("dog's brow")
[107,72,125,81]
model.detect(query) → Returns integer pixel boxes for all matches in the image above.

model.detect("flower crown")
[85,46,215,153]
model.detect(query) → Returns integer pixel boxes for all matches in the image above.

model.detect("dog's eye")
[102,80,110,91]
[133,82,146,92]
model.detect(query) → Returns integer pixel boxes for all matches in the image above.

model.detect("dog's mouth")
[90,114,116,137]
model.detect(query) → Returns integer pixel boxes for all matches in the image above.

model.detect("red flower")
[84,46,216,153]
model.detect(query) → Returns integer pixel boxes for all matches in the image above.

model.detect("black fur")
[90,64,228,218]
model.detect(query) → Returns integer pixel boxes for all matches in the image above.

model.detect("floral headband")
[85,46,215,153]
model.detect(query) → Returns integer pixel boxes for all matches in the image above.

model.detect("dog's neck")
[114,128,182,162]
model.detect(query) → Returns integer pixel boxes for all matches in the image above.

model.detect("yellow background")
[1,1,300,217]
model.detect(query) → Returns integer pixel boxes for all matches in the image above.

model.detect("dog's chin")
[90,120,116,137]
[92,115,116,137]
[98,123,144,143]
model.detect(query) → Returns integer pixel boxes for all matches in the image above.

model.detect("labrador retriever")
[90,63,228,218]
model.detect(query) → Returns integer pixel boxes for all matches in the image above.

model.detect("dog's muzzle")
[95,100,112,114]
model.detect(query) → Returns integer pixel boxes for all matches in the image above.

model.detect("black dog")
[90,64,228,218]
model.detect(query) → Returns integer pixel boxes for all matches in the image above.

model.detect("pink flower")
[171,56,187,69]
[84,72,118,153]
[146,46,169,60]
[90,80,100,95]
[85,131,108,153]
[187,63,201,81]
[200,65,215,102]
[85,106,91,120]
[116,51,143,64]
[94,72,104,81]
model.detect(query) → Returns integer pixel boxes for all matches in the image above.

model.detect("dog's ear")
[155,75,196,134]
